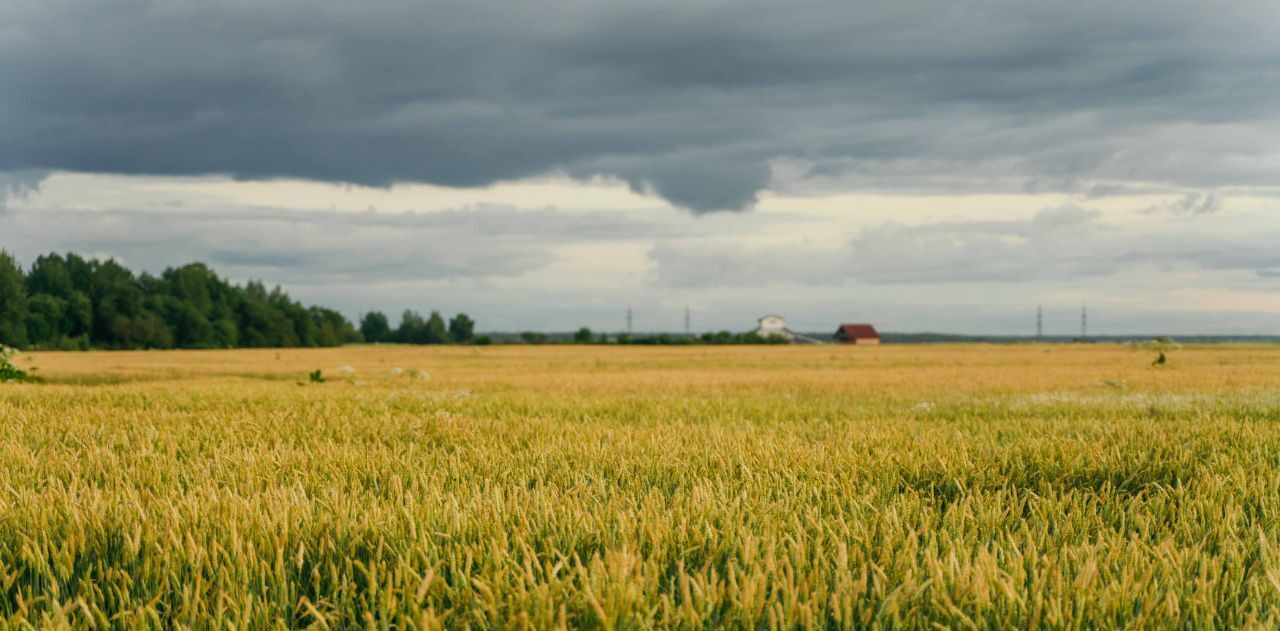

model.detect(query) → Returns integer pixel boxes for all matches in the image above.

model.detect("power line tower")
[1081,305,1088,341]
[684,305,691,335]
[626,306,633,334]
[1036,305,1043,341]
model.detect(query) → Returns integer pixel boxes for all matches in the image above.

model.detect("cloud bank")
[650,205,1280,287]
[3,1,1280,211]
[5,193,1280,333]
[0,203,684,284]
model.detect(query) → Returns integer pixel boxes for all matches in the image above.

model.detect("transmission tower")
[626,306,633,334]
[684,306,691,334]
[1081,305,1087,341]
[1036,305,1043,341]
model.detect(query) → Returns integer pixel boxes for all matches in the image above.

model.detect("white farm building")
[752,315,822,344]
[754,314,790,339]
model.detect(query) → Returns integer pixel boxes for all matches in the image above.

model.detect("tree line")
[0,251,479,349]
[514,327,790,345]
[357,310,483,346]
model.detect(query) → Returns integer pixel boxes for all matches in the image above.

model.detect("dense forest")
[0,251,477,350]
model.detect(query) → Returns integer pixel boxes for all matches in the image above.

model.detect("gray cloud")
[650,204,1280,286]
[851,205,1280,283]
[0,170,48,214]
[3,2,1280,211]
[7,194,1280,334]
[849,206,1118,283]
[648,240,846,288]
[0,203,673,283]
[1142,192,1224,215]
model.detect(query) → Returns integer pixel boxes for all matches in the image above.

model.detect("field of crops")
[4,344,1280,628]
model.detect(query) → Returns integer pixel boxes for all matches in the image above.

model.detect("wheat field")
[3,344,1280,628]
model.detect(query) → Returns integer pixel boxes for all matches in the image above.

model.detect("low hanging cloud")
[3,1,1280,212]
[647,240,848,288]
[0,204,672,283]
[851,205,1280,283]
[849,205,1115,283]
[649,204,1280,286]
[1142,192,1224,215]
[0,170,48,215]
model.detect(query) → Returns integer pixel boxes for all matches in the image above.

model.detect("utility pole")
[1036,305,1043,341]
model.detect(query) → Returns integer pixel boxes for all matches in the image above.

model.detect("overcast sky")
[3,1,1280,334]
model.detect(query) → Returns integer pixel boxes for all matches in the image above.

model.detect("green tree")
[3,251,368,350]
[89,259,145,347]
[24,293,67,346]
[212,316,239,348]
[161,297,216,348]
[237,282,299,347]
[123,310,174,348]
[573,326,593,343]
[26,253,74,299]
[425,311,449,344]
[66,291,93,339]
[360,311,391,343]
[269,286,315,347]
[701,330,734,344]
[448,313,476,343]
[63,253,94,295]
[397,310,427,344]
[0,252,29,347]
[310,307,361,347]
[164,263,216,314]
[1146,337,1181,366]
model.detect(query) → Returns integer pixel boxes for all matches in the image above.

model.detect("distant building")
[834,323,880,344]
[755,314,789,337]
[753,315,825,344]
[754,314,795,341]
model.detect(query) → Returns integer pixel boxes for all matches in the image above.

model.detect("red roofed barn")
[834,323,880,344]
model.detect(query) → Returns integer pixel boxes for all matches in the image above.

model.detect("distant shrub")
[308,369,325,384]
[1146,337,1181,366]
[0,345,32,382]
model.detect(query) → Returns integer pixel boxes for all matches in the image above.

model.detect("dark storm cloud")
[2,1,1278,211]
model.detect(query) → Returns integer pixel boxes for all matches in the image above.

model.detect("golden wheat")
[3,344,1280,628]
